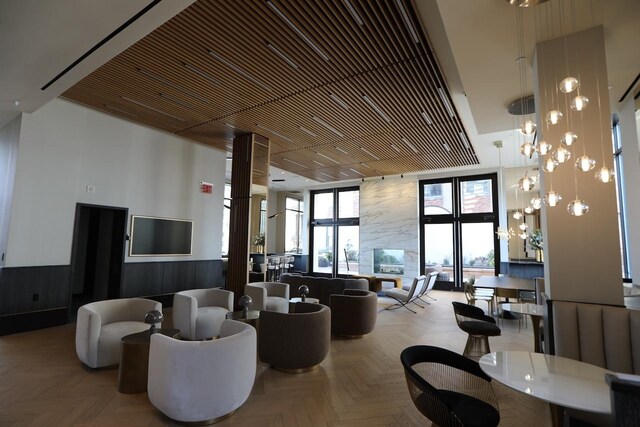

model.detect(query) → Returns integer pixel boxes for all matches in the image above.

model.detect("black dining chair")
[452,302,501,358]
[401,345,500,427]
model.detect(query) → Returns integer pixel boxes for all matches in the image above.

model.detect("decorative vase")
[535,249,544,263]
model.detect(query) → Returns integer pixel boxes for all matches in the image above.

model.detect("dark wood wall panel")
[0,266,70,316]
[122,260,224,298]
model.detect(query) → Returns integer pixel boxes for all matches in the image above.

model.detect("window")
[285,197,303,253]
[221,183,231,257]
[420,174,499,288]
[612,119,631,280]
[310,187,359,276]
[259,199,267,234]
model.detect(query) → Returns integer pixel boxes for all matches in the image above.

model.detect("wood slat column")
[228,133,255,305]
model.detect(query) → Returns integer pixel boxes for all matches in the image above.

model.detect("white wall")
[5,98,226,267]
[0,115,21,266]
[359,177,420,286]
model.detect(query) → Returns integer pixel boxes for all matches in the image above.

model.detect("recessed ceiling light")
[159,92,194,109]
[121,96,186,122]
[13,100,20,106]
[312,160,325,167]
[443,143,451,152]
[360,163,372,169]
[183,63,219,85]
[360,146,380,161]
[335,146,349,155]
[421,111,433,125]
[267,43,299,69]
[329,93,349,110]
[267,1,330,61]
[299,126,317,137]
[458,131,470,149]
[104,104,138,118]
[208,50,272,91]
[320,172,337,179]
[270,161,281,166]
[402,137,418,154]
[256,124,293,142]
[225,123,237,129]
[362,95,391,123]
[317,153,339,164]
[312,116,344,137]
[395,0,420,44]
[342,0,364,25]
[349,168,365,177]
[340,172,349,177]
[138,68,209,103]
[438,87,456,118]
[317,177,327,182]
[282,157,307,168]
[390,143,401,153]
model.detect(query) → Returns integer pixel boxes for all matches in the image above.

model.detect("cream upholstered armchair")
[173,288,233,340]
[75,297,161,368]
[245,282,289,313]
[147,320,256,424]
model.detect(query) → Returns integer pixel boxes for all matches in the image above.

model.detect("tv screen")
[130,215,193,256]
[373,249,405,274]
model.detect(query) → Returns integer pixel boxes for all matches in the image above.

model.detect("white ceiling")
[0,0,194,128]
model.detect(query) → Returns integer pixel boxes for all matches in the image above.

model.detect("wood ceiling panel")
[62,0,479,184]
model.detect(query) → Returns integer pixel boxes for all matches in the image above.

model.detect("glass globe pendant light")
[520,142,536,157]
[531,197,543,210]
[537,140,552,156]
[518,222,528,231]
[544,190,562,207]
[524,205,534,214]
[567,199,589,216]
[519,120,536,136]
[518,175,536,191]
[594,166,615,183]
[559,76,579,93]
[513,211,523,220]
[575,155,596,172]
[561,131,578,146]
[545,110,563,125]
[571,95,589,111]
[553,147,571,164]
[542,158,559,172]
[519,231,528,240]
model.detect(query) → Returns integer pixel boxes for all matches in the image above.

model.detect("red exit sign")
[200,182,213,194]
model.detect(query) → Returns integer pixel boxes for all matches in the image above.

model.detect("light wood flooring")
[0,291,551,426]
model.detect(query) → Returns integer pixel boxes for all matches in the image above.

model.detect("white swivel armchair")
[148,320,257,424]
[245,282,289,313]
[75,297,161,368]
[173,288,234,340]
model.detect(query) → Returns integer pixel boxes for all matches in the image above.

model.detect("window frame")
[285,196,303,254]
[309,186,360,277]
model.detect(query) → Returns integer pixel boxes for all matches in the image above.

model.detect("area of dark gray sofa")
[279,273,369,306]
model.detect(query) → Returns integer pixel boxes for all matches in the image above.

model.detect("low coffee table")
[226,310,260,328]
[118,328,180,394]
[290,297,320,304]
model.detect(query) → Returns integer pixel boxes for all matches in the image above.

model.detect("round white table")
[479,351,611,426]
[502,303,544,352]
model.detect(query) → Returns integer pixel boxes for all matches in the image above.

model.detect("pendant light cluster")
[510,0,614,225]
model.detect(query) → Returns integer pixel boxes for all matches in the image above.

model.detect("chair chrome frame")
[384,276,427,313]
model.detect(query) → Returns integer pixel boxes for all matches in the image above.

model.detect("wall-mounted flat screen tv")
[129,215,193,256]
[373,249,405,275]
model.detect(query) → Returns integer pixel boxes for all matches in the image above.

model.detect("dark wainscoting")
[0,265,71,335]
[121,259,225,298]
[0,260,224,335]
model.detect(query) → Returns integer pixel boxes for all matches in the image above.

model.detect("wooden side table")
[117,328,180,394]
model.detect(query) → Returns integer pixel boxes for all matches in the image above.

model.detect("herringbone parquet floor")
[0,291,551,426]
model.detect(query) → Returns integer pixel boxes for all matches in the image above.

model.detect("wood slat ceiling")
[62,0,478,183]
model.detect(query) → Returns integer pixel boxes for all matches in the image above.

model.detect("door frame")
[68,203,128,316]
